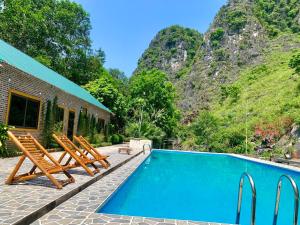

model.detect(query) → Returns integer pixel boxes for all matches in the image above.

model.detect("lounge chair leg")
[97,159,109,169]
[44,172,63,189]
[64,155,73,166]
[6,156,26,184]
[58,151,67,164]
[90,163,100,174]
[63,170,75,183]
[104,159,111,166]
[29,165,37,174]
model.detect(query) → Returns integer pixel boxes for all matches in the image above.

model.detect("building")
[0,39,111,144]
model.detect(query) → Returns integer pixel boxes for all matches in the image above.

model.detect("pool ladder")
[143,143,152,154]
[235,173,299,225]
[273,175,299,225]
[236,172,256,225]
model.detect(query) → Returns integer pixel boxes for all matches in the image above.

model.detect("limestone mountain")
[135,25,203,82]
[135,0,300,120]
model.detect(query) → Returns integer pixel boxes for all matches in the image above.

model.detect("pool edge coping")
[154,149,300,173]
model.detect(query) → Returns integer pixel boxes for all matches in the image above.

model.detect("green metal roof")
[0,39,111,113]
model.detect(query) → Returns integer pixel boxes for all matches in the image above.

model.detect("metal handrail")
[273,175,299,225]
[236,172,256,225]
[143,143,152,154]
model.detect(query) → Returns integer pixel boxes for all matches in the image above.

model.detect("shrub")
[0,123,9,156]
[254,117,293,147]
[192,111,219,151]
[118,134,124,143]
[210,28,224,48]
[125,121,165,148]
[220,84,241,103]
[214,48,228,61]
[225,10,247,33]
[110,134,120,145]
[289,53,300,74]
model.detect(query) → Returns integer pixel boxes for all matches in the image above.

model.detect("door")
[67,110,75,139]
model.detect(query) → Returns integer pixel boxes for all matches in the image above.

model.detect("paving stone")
[93,218,108,223]
[111,218,131,223]
[47,215,62,220]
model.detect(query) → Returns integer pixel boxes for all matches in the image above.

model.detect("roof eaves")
[4,62,112,114]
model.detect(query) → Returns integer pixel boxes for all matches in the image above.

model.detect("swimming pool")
[98,150,300,225]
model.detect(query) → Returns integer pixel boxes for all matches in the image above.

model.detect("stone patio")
[0,146,233,225]
[0,144,144,225]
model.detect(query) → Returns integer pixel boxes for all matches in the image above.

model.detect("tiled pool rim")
[12,150,144,225]
[160,149,300,173]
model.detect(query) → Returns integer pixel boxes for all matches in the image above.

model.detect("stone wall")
[0,62,111,145]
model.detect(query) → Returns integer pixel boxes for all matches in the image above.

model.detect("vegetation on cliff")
[136,25,203,81]
[135,0,300,154]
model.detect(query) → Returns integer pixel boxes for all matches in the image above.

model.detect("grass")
[212,34,300,142]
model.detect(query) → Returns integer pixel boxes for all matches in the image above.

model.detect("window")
[96,118,105,133]
[56,107,64,123]
[8,92,41,129]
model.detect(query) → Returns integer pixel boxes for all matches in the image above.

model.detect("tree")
[108,68,128,84]
[129,69,179,136]
[193,111,219,150]
[289,53,300,74]
[84,72,128,132]
[0,0,102,85]
[108,68,129,94]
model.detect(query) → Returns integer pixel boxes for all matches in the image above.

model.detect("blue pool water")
[98,150,300,225]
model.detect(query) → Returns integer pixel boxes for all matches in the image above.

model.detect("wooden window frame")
[56,105,66,132]
[66,109,76,137]
[6,89,42,131]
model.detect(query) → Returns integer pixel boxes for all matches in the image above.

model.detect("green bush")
[125,121,165,148]
[220,84,241,103]
[224,10,247,32]
[110,134,120,145]
[0,123,9,156]
[289,53,300,74]
[192,111,219,151]
[88,133,105,147]
[214,48,228,61]
[210,28,224,48]
[118,134,124,143]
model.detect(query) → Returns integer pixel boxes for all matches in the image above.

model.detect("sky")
[73,0,227,77]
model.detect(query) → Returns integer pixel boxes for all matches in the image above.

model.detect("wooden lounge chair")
[73,135,110,169]
[52,134,99,176]
[6,131,75,189]
[118,147,133,155]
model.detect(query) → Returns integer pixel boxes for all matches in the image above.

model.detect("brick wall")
[0,62,111,147]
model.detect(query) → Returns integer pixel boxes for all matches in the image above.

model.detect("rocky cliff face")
[135,25,203,83]
[135,0,300,120]
[178,0,268,114]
